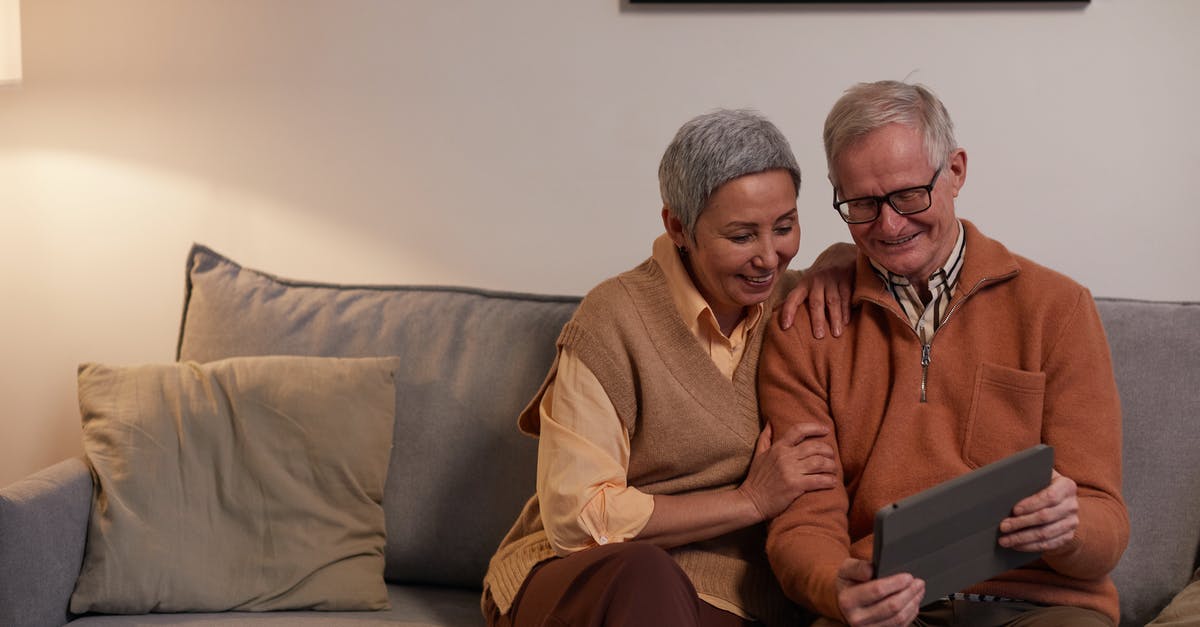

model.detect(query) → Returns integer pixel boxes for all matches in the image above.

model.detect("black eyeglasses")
[833,168,942,225]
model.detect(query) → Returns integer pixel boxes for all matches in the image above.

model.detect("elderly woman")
[482,109,849,627]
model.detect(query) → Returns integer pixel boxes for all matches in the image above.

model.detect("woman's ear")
[662,206,688,250]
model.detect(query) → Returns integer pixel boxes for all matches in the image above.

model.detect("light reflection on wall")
[0,147,443,488]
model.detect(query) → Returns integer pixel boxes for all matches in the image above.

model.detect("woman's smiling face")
[668,168,800,334]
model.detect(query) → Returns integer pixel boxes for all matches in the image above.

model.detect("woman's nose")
[754,239,779,268]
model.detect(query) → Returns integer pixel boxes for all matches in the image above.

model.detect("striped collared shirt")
[870,220,966,344]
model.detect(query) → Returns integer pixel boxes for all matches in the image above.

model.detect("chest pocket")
[962,362,1045,467]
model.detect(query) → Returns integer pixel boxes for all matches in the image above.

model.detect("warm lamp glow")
[1,0,21,84]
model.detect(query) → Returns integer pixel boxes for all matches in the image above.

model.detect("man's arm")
[758,316,853,620]
[1004,288,1129,578]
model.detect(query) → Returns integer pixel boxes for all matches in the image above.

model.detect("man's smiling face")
[833,123,966,285]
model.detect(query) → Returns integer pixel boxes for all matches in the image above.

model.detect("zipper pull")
[920,344,931,402]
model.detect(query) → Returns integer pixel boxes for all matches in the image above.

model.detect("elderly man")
[758,81,1129,627]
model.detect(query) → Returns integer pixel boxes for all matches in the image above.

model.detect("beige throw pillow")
[69,356,400,614]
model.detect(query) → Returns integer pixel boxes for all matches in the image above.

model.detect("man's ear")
[662,206,688,249]
[947,148,968,197]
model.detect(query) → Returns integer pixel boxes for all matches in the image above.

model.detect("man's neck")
[911,280,933,305]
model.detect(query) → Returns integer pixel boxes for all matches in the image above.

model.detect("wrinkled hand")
[999,469,1079,552]
[836,558,924,627]
[737,422,837,521]
[780,242,857,337]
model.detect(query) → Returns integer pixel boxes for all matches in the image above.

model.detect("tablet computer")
[872,444,1054,607]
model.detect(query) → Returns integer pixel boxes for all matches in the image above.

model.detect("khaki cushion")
[69,356,399,614]
[1147,569,1200,626]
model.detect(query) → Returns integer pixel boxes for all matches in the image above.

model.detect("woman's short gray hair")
[659,109,801,238]
[823,81,957,186]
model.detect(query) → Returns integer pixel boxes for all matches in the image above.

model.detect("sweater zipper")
[916,270,1017,402]
[920,343,931,402]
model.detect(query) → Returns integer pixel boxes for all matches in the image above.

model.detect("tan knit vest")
[482,258,802,626]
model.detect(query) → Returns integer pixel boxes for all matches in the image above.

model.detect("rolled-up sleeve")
[536,345,655,556]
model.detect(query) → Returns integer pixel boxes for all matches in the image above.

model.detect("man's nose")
[876,201,907,233]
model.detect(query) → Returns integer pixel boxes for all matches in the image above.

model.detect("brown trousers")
[485,542,755,627]
[812,599,1114,627]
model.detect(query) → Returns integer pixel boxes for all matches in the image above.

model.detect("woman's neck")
[681,256,746,338]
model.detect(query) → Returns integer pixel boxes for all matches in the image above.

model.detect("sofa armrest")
[0,457,93,627]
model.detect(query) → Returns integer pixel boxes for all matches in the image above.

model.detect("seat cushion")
[65,584,483,626]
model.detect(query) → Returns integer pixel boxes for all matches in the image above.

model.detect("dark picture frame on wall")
[629,1,1088,3]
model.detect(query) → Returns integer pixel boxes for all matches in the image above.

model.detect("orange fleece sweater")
[758,220,1129,623]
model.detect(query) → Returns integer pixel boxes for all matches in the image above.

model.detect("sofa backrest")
[177,244,579,589]
[176,246,1200,625]
[1096,298,1200,626]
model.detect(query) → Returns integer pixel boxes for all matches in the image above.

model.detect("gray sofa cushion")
[1097,298,1200,627]
[176,245,578,589]
[65,584,482,626]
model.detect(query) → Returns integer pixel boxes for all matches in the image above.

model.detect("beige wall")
[2,0,1197,488]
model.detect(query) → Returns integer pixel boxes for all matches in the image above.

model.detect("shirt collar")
[652,233,763,340]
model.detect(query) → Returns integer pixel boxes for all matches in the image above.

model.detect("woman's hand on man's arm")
[636,422,837,549]
[737,422,838,520]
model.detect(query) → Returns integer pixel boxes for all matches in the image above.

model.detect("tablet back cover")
[872,444,1054,607]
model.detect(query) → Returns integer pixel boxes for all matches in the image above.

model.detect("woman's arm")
[536,348,655,554]
[637,422,836,549]
[538,347,836,554]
